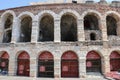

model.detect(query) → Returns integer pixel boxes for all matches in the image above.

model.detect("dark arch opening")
[61,14,77,41]
[3,14,13,43]
[38,51,54,78]
[84,15,99,30]
[17,51,30,76]
[19,16,32,42]
[38,15,54,42]
[90,33,96,40]
[61,51,79,78]
[107,16,117,36]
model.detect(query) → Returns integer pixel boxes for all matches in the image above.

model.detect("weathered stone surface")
[0,2,119,80]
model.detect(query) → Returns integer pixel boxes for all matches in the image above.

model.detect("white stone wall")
[0,43,117,79]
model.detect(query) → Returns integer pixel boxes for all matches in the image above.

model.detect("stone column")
[54,50,61,78]
[100,19,108,48]
[79,57,86,78]
[8,53,16,76]
[101,19,108,41]
[102,56,110,75]
[30,58,37,77]
[54,59,61,78]
[77,19,85,41]
[31,17,39,43]
[0,18,4,43]
[54,18,61,42]
[11,18,19,43]
[117,21,120,36]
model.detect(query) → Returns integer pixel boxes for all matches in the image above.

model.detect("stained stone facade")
[0,1,120,80]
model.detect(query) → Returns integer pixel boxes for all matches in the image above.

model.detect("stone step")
[0,76,109,80]
[86,73,107,80]
[86,78,107,80]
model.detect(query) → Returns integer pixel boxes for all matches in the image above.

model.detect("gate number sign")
[40,66,45,72]
[62,66,68,71]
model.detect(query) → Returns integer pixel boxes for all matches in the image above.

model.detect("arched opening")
[19,16,32,42]
[110,51,120,71]
[106,16,117,36]
[3,14,13,43]
[84,15,99,30]
[61,51,79,77]
[38,15,54,42]
[61,14,77,41]
[38,51,54,77]
[17,51,30,76]
[84,14,101,40]
[0,52,9,75]
[86,51,101,73]
[90,33,96,40]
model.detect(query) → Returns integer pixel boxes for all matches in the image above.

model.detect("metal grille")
[38,59,54,77]
[61,60,79,77]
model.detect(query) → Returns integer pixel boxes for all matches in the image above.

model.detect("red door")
[110,51,120,71]
[86,51,101,73]
[17,60,30,76]
[38,51,54,77]
[17,51,30,76]
[61,60,78,77]
[0,52,9,75]
[61,51,79,78]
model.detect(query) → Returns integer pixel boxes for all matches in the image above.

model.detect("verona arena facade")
[0,1,120,80]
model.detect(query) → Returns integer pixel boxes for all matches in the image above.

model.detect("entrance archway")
[0,52,9,75]
[61,51,79,77]
[38,51,54,77]
[110,51,120,71]
[86,51,101,73]
[17,51,30,76]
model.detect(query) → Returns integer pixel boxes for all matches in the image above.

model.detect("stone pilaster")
[54,59,60,78]
[31,17,39,43]
[77,19,85,41]
[8,55,16,76]
[30,58,37,77]
[79,57,86,78]
[11,18,19,43]
[101,19,108,41]
[54,18,61,42]
[100,19,109,48]
[0,19,4,43]
[117,21,120,36]
[102,56,110,75]
[54,50,61,78]
[12,18,21,42]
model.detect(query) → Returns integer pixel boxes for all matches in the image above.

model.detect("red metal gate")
[61,51,79,77]
[86,51,101,73]
[38,51,54,77]
[0,52,9,75]
[110,51,120,71]
[17,51,30,76]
